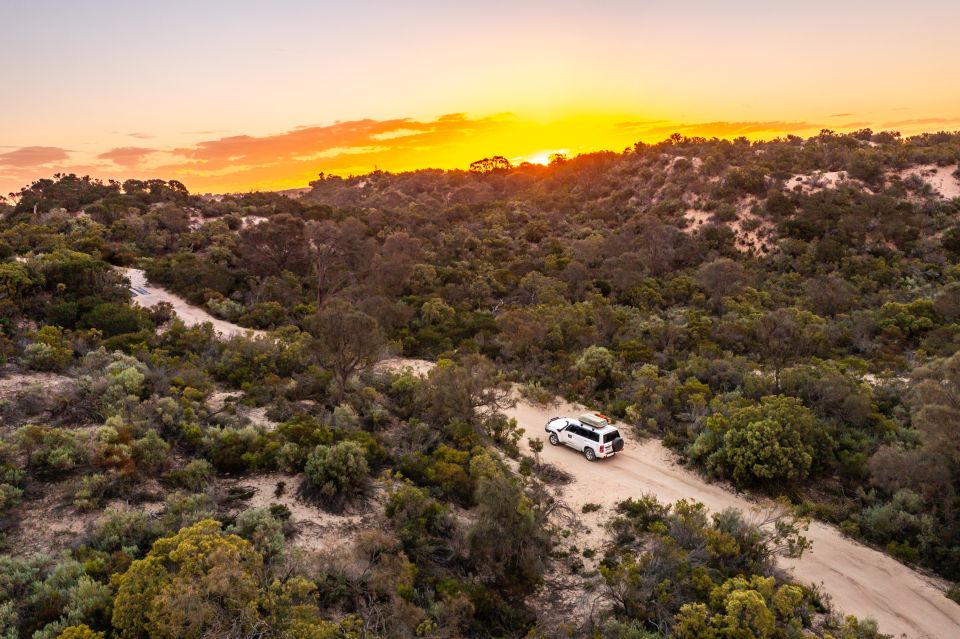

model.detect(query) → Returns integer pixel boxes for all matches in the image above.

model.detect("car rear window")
[603,430,621,443]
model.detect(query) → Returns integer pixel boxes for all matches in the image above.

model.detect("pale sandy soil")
[374,358,435,377]
[0,371,74,400]
[787,171,849,194]
[383,358,960,639]
[681,199,774,254]
[730,197,775,253]
[862,372,910,387]
[227,472,382,553]
[13,477,88,556]
[682,208,711,230]
[120,268,264,339]
[241,215,268,228]
[898,164,960,200]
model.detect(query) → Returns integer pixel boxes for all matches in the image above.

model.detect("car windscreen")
[603,430,621,443]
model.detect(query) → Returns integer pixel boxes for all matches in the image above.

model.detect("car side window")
[586,430,599,442]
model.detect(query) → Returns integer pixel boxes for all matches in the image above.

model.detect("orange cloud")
[168,114,507,170]
[3,111,960,197]
[97,146,157,167]
[0,146,71,167]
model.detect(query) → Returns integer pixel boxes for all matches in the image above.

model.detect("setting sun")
[520,149,568,166]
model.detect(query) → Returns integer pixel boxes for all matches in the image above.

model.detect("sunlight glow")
[520,149,568,166]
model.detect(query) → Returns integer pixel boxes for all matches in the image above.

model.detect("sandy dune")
[385,358,960,639]
[899,164,960,200]
[121,267,264,338]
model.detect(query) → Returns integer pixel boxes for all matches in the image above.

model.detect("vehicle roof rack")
[579,412,610,429]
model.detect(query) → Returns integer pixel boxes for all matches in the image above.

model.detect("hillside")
[2,129,960,638]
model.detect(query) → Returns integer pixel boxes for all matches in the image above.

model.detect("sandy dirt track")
[121,268,264,338]
[510,396,960,639]
[92,259,960,639]
[383,359,960,639]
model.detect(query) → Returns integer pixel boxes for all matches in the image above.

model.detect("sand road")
[120,267,264,338]
[380,359,960,639]
[507,395,960,639]
[93,267,960,639]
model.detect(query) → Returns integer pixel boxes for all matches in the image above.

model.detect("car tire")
[584,447,596,462]
[548,433,560,446]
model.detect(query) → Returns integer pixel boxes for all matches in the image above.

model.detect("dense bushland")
[3,129,959,636]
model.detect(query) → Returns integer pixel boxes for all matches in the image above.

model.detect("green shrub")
[72,474,112,510]
[229,507,286,558]
[947,584,960,605]
[385,483,452,562]
[202,426,274,472]
[693,396,830,488]
[56,625,105,639]
[22,326,74,371]
[89,507,152,553]
[79,302,149,337]
[131,430,170,474]
[303,441,369,506]
[14,425,88,475]
[162,459,213,491]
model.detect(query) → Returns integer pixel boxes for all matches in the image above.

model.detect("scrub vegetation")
[3,128,959,637]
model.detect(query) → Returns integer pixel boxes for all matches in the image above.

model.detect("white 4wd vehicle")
[545,412,624,461]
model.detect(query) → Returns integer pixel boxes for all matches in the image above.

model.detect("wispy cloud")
[617,120,820,138]
[168,114,505,172]
[879,116,960,128]
[97,146,157,167]
[0,146,71,167]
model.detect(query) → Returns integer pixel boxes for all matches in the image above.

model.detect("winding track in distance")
[121,267,264,338]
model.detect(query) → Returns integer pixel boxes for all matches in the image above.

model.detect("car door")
[582,428,599,453]
[565,425,586,451]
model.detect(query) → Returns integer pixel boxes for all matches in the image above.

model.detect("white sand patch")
[241,215,268,228]
[730,197,775,254]
[0,371,74,401]
[786,170,848,194]
[209,390,243,411]
[375,358,436,377]
[11,480,96,555]
[681,208,712,233]
[862,372,909,386]
[899,164,960,199]
[229,473,382,553]
[680,199,774,254]
[186,212,210,231]
[244,405,279,431]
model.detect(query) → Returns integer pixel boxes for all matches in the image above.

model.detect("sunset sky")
[2,0,959,195]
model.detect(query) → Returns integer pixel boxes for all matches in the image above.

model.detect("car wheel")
[584,447,596,462]
[548,433,560,446]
